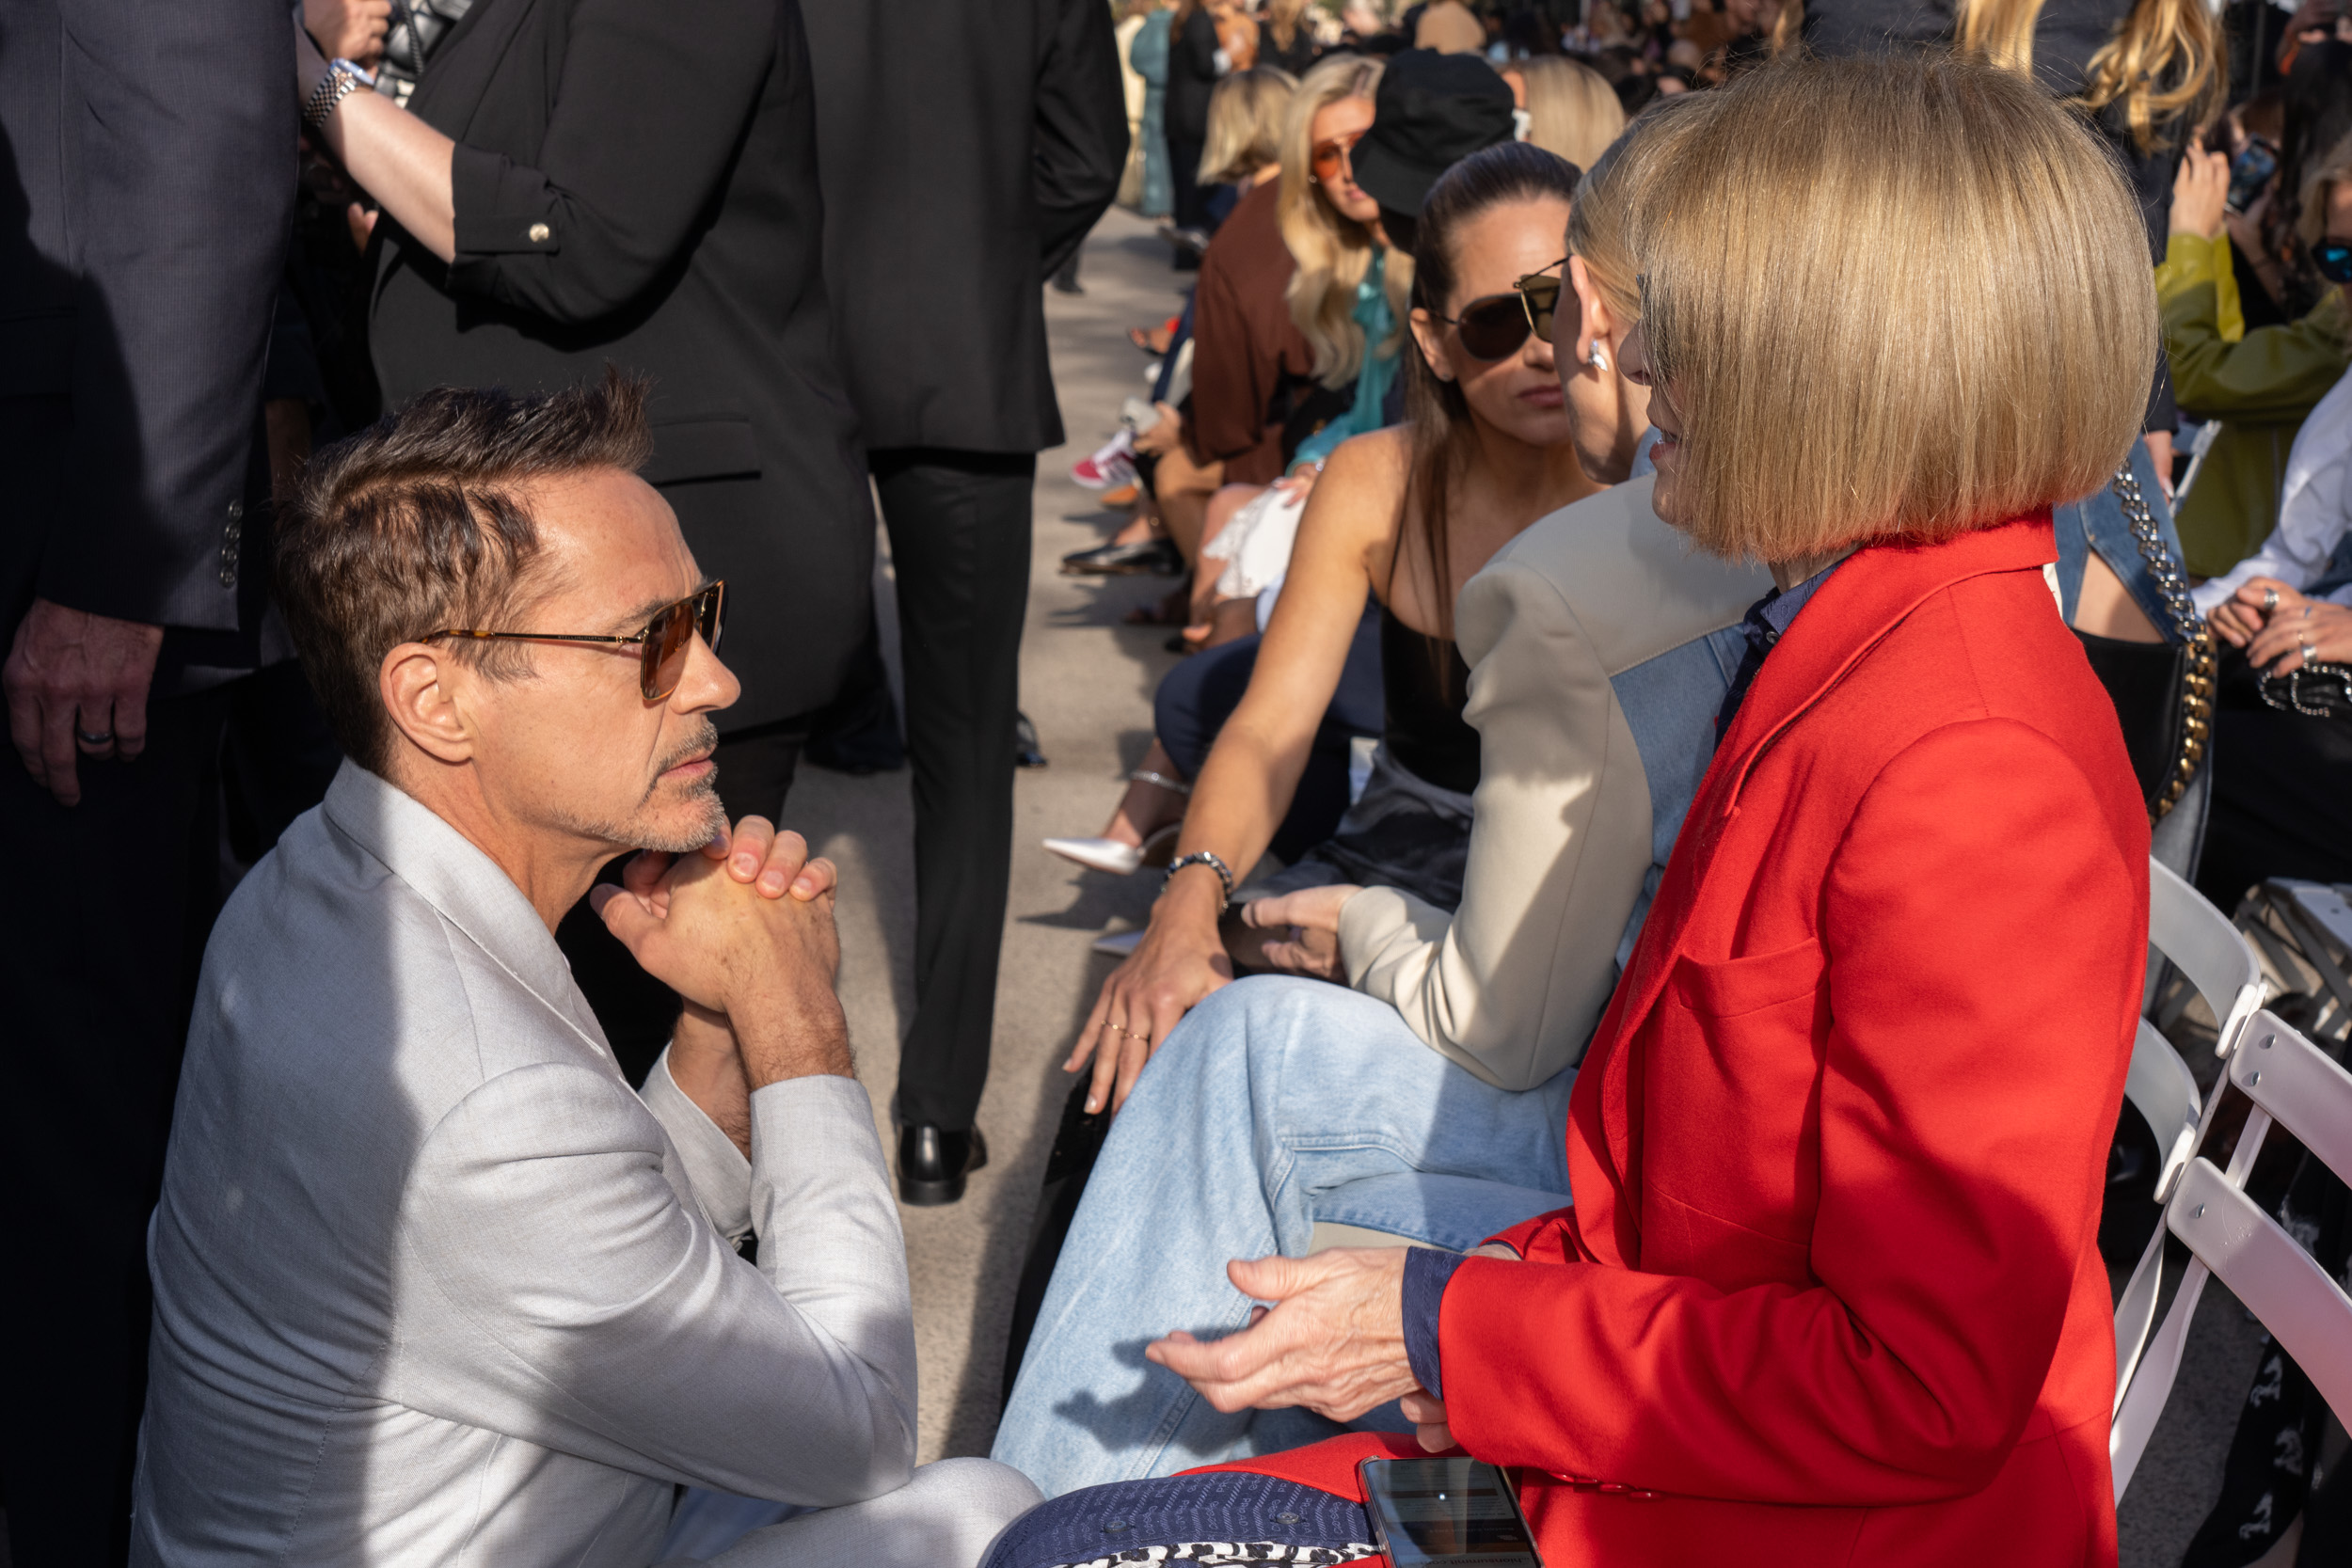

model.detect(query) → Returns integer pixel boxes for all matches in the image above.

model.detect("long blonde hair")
[1279,55,1410,388]
[1511,56,1628,171]
[1200,67,1299,183]
[1955,0,2221,150]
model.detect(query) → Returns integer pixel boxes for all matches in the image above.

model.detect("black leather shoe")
[1059,537,1184,577]
[898,1124,989,1207]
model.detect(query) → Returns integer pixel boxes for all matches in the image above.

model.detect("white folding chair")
[2109,1011,2352,1499]
[2109,863,2267,1439]
[2234,879,2352,1049]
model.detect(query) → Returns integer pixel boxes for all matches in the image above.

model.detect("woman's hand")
[2209,576,2283,647]
[2245,586,2352,673]
[1146,1249,1420,1422]
[1067,871,1233,1114]
[1241,882,1360,980]
[1133,402,1186,458]
[2171,137,2230,241]
[303,0,391,66]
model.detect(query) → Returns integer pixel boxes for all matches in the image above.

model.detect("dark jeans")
[0,666,337,1568]
[1152,604,1383,864]
[873,447,1036,1132]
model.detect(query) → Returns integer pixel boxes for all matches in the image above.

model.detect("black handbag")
[2070,466,2215,822]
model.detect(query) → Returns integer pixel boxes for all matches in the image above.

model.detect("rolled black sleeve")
[1032,0,1128,280]
[443,0,771,324]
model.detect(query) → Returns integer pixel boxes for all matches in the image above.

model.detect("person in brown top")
[1136,68,1305,580]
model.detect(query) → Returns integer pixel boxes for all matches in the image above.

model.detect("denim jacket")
[2052,436,2196,643]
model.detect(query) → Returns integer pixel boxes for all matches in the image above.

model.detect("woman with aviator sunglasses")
[1062,141,1598,1121]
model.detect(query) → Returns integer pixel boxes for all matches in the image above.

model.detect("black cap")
[1349,49,1518,217]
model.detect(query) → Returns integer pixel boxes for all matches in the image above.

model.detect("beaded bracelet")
[1161,850,1235,913]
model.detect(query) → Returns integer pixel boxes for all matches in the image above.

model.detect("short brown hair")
[1638,53,2154,561]
[276,370,654,774]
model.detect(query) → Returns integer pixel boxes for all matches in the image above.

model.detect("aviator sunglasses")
[1429,258,1571,361]
[1311,129,1364,184]
[422,579,727,702]
[2316,242,2352,284]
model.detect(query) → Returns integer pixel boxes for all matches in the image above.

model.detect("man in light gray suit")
[130,374,1041,1567]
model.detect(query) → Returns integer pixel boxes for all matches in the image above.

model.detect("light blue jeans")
[990,976,1576,1498]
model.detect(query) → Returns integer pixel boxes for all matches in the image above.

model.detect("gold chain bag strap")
[2107,465,2214,822]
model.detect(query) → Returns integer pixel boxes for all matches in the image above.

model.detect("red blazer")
[1206,517,2150,1565]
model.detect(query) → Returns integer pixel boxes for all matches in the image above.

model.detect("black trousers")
[870,447,1035,1131]
[0,667,337,1568]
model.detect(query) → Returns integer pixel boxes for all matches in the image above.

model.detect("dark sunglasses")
[1433,259,1569,361]
[422,580,726,702]
[2317,242,2352,284]
[1311,129,1364,184]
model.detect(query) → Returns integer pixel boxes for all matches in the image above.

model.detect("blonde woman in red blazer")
[1062,53,2162,1568]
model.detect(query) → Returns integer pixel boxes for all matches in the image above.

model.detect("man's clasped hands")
[627,813,1516,1450]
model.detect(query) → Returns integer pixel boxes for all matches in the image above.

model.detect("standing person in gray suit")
[0,1,299,1560]
[132,377,1041,1567]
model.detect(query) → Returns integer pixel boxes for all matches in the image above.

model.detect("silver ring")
[75,727,114,747]
[2299,641,2318,665]
[2265,586,2280,612]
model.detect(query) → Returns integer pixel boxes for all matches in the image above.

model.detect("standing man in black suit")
[0,1,294,1560]
[297,0,878,1069]
[801,0,1127,1205]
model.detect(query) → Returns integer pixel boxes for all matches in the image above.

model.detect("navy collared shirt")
[1712,559,1844,745]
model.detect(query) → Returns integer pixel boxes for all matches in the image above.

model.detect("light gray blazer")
[133,764,915,1567]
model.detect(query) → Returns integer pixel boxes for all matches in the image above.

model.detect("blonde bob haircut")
[1637,54,2154,562]
[1279,54,1412,388]
[1200,66,1299,185]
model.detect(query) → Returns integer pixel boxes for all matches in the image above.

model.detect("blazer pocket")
[644,416,761,485]
[1669,934,1826,1018]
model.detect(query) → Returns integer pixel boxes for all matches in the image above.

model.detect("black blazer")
[801,0,1127,454]
[371,0,871,729]
[0,0,290,643]
[1165,7,1222,146]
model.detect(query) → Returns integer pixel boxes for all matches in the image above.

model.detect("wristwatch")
[303,56,376,135]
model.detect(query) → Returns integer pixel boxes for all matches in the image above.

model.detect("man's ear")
[1407,307,1454,384]
[1567,256,1615,368]
[380,643,476,766]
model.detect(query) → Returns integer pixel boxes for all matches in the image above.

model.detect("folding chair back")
[2110,1012,2352,1500]
[2149,858,2265,1060]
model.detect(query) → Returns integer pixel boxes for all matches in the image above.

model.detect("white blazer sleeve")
[383,1063,915,1507]
[1335,555,1656,1090]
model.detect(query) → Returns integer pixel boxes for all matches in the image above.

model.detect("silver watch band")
[303,59,374,135]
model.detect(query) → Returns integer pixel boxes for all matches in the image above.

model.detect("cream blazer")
[1335,476,1770,1089]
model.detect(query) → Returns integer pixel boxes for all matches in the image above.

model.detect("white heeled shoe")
[1042,821,1179,876]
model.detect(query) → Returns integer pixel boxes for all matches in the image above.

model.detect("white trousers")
[658,1458,1043,1568]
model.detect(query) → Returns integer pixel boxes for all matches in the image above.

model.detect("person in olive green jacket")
[2162,135,2352,577]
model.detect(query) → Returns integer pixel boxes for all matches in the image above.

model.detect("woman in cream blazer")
[993,104,1770,1494]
